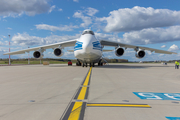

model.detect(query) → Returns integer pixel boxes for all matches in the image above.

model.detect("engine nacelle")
[33,51,44,59]
[115,47,124,57]
[136,50,145,59]
[54,48,63,57]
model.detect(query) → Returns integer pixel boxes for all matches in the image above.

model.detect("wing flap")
[103,49,113,52]
[67,50,74,52]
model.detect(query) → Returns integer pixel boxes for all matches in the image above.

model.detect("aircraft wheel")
[90,63,91,67]
[77,59,81,66]
[98,59,102,66]
[82,63,84,67]
[86,63,87,67]
[76,62,80,66]
[92,63,94,67]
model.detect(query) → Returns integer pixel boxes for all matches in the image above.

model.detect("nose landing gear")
[82,63,95,67]
[82,63,88,67]
[90,63,95,67]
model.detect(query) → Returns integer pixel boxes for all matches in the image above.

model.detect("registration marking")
[166,117,180,120]
[134,92,180,101]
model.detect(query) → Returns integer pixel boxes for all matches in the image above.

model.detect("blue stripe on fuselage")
[92,41,102,51]
[74,42,83,51]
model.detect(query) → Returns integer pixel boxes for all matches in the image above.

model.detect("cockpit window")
[82,31,94,35]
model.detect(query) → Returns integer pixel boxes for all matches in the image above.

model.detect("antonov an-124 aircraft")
[4,29,177,67]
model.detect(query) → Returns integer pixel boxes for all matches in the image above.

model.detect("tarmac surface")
[0,63,180,120]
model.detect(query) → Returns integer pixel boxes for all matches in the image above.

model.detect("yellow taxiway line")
[83,67,92,86]
[77,87,88,100]
[61,67,92,120]
[87,103,151,108]
[61,67,151,120]
[68,102,83,120]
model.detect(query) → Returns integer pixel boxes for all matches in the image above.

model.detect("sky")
[0,0,180,61]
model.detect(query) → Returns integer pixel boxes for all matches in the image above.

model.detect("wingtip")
[3,53,8,55]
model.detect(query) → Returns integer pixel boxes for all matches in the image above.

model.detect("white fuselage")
[74,34,102,63]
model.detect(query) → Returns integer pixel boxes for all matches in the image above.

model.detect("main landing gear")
[76,59,81,66]
[98,59,103,66]
[82,63,87,67]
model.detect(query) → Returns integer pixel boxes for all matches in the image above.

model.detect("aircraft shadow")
[49,64,70,67]
[48,64,173,69]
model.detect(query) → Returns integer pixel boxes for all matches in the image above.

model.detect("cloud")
[73,7,98,27]
[6,27,12,30]
[48,52,53,54]
[63,51,75,59]
[96,6,180,32]
[3,36,7,38]
[168,44,179,51]
[0,49,8,58]
[73,11,92,27]
[85,7,99,16]
[48,5,56,13]
[119,26,180,45]
[58,8,63,12]
[0,0,53,17]
[0,41,4,45]
[35,24,78,31]
[161,45,166,48]
[93,25,180,47]
[0,35,7,40]
[12,33,46,46]
[11,33,80,46]
[73,0,79,2]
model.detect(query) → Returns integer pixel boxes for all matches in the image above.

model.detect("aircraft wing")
[4,39,77,55]
[102,49,113,52]
[100,40,177,54]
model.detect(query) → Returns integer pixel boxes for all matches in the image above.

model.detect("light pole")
[28,47,30,64]
[8,35,11,65]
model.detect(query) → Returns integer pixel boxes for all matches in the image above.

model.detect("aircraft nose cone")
[85,46,91,53]
[83,42,91,53]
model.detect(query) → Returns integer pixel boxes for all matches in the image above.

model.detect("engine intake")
[115,47,124,57]
[136,50,145,58]
[33,51,44,59]
[54,48,63,57]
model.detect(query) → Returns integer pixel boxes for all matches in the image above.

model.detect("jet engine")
[136,50,145,58]
[54,48,63,57]
[115,47,124,57]
[33,51,44,59]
